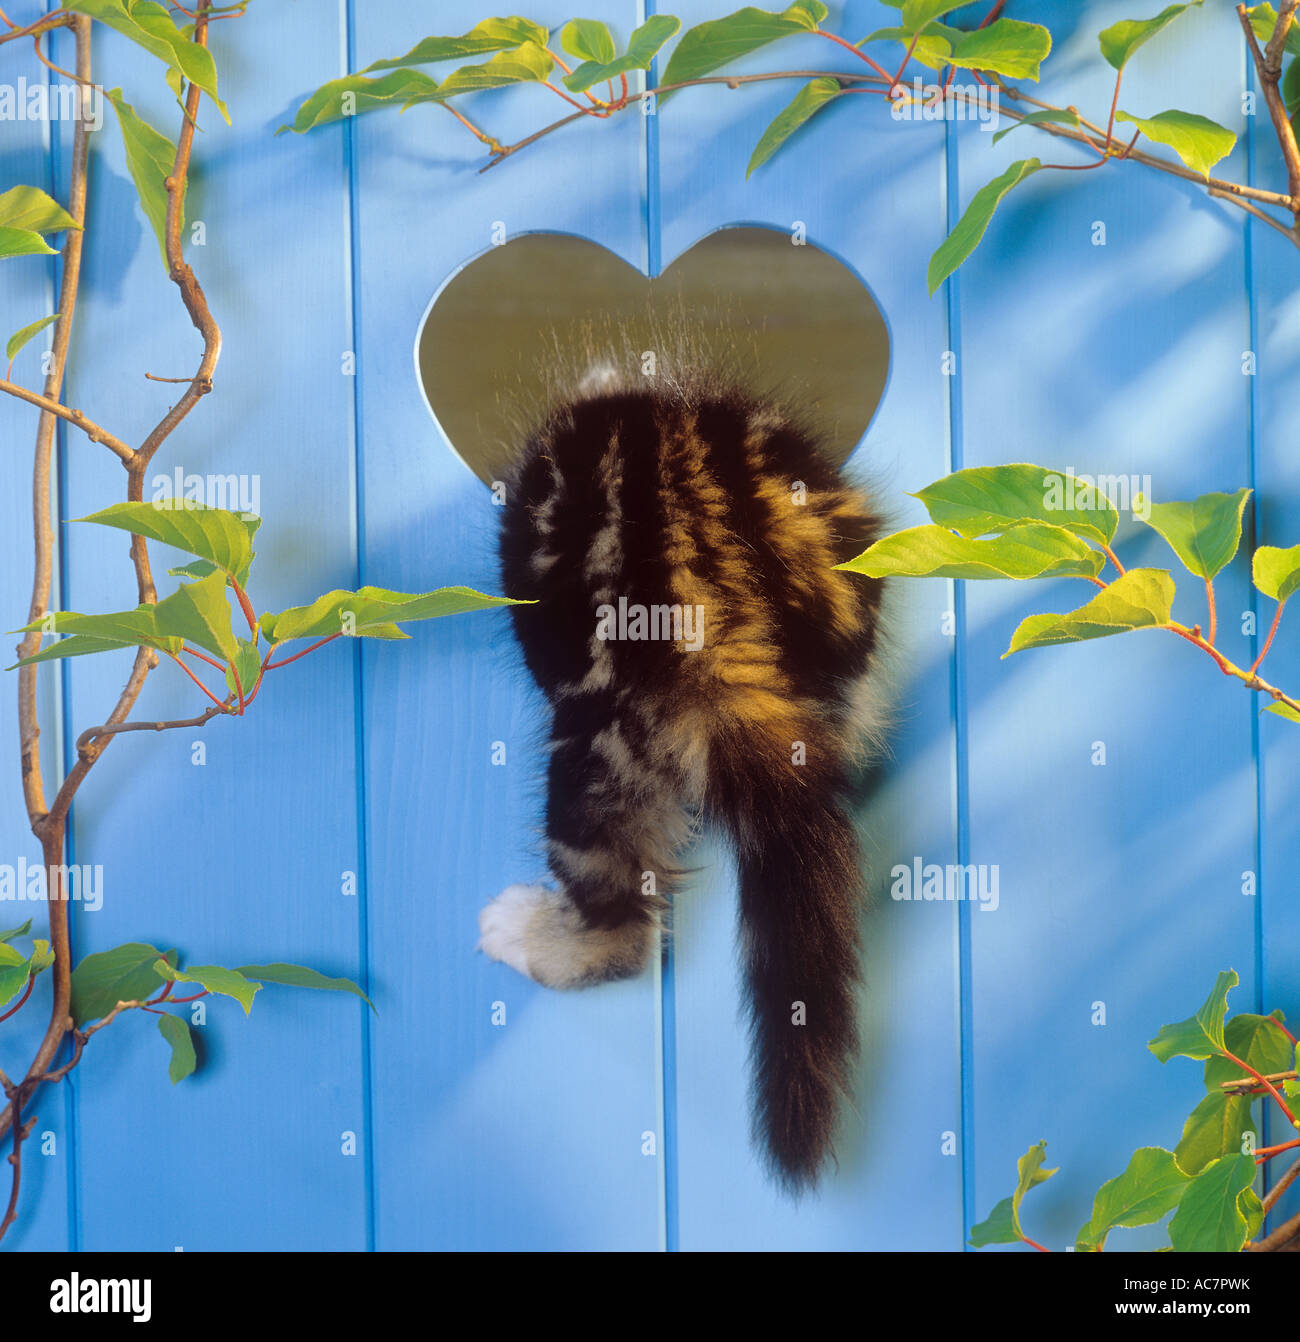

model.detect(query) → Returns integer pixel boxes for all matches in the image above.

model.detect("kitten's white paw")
[477,883,555,981]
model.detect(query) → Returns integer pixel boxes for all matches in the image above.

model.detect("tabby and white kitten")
[478,368,886,1190]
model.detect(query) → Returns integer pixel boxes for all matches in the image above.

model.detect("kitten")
[479,370,887,1191]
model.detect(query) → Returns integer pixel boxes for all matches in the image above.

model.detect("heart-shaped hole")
[417,226,890,485]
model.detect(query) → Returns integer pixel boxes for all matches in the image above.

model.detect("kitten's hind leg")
[479,703,688,990]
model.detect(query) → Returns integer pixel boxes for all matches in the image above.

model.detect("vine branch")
[1238,1,1300,208]
[0,5,226,1232]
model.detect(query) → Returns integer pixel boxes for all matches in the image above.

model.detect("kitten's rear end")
[481,375,886,1189]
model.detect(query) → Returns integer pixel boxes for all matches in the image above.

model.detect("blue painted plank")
[1248,49,1300,1231]
[352,0,663,1249]
[0,0,73,1253]
[953,0,1262,1251]
[55,11,368,1249]
[658,0,964,1249]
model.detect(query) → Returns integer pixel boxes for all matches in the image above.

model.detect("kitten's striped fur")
[480,370,887,1190]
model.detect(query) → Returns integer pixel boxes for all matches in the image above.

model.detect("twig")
[1163,622,1300,716]
[439,100,502,154]
[1221,1047,1300,1126]
[75,704,230,754]
[0,10,71,46]
[1266,0,1300,76]
[1223,1067,1299,1094]
[6,15,93,1169]
[166,653,227,708]
[0,379,133,462]
[1237,2,1300,205]
[3,3,225,1175]
[1250,1205,1300,1251]
[261,633,340,669]
[1249,601,1287,675]
[997,82,1296,212]
[815,28,894,85]
[1209,186,1299,243]
[1263,1151,1300,1215]
[475,67,1298,247]
[482,69,887,169]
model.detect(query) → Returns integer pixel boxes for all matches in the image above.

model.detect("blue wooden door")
[1,0,1295,1251]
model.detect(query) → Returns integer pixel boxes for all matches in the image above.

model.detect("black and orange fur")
[480,370,887,1190]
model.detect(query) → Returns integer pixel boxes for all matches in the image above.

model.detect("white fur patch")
[477,882,653,989]
[477,883,556,981]
[577,361,622,396]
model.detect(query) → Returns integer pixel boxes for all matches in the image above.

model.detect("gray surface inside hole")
[418,228,890,484]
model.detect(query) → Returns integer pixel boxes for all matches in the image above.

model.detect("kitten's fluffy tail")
[712,722,862,1192]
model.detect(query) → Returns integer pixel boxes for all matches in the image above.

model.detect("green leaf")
[64,0,227,121]
[1003,568,1175,657]
[0,968,30,1009]
[0,937,56,1010]
[9,606,184,670]
[838,522,1105,581]
[1176,1091,1257,1176]
[157,1011,197,1083]
[1076,1148,1192,1250]
[1239,1186,1265,1241]
[235,962,374,1010]
[660,2,829,95]
[71,942,176,1026]
[1138,489,1251,579]
[969,1140,1057,1247]
[1115,109,1236,177]
[1284,52,1300,119]
[6,314,60,365]
[360,17,551,72]
[1182,1015,1295,1172]
[0,185,79,234]
[860,26,955,71]
[1205,1012,1295,1091]
[968,1195,1020,1247]
[106,89,180,269]
[0,227,58,260]
[563,15,682,92]
[1253,544,1300,603]
[747,77,841,176]
[928,158,1041,295]
[167,559,219,581]
[77,499,260,585]
[0,919,33,944]
[947,20,1053,81]
[899,0,958,30]
[1265,700,1300,724]
[1099,2,1205,71]
[224,639,262,702]
[1246,4,1300,58]
[262,585,525,645]
[914,463,1120,546]
[433,42,555,100]
[278,69,440,134]
[151,569,239,664]
[1167,1152,1256,1252]
[14,608,163,644]
[153,959,260,1015]
[561,18,617,64]
[7,633,156,671]
[1149,969,1239,1063]
[0,949,39,1008]
[992,107,1080,145]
